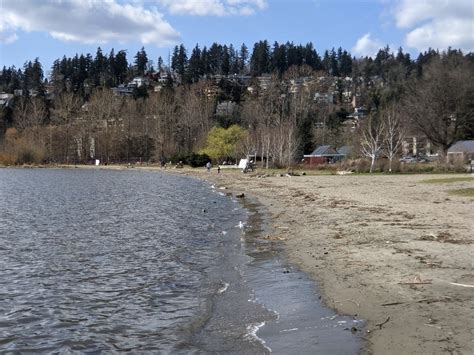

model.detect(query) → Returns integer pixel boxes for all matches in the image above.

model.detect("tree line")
[0,42,473,170]
[2,40,436,96]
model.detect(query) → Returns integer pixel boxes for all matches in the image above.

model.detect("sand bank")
[183,169,473,354]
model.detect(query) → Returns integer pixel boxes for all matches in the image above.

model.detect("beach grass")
[448,188,474,197]
[421,177,474,184]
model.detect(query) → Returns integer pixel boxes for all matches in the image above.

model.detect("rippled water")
[0,168,363,354]
[0,168,248,352]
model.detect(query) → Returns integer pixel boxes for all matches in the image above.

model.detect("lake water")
[0,168,362,353]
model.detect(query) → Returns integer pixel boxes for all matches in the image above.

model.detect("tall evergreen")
[239,43,249,73]
[134,47,148,76]
[250,40,270,76]
[271,42,287,74]
[222,45,230,75]
[187,44,204,83]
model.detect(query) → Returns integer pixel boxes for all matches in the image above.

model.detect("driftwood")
[448,282,474,288]
[382,297,452,306]
[375,316,391,329]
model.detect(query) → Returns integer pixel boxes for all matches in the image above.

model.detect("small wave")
[217,282,229,294]
[245,321,271,352]
[280,327,298,333]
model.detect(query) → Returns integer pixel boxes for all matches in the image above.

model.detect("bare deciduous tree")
[52,92,82,163]
[382,105,404,172]
[403,57,474,153]
[360,114,385,173]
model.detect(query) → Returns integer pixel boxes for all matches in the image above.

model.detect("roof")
[448,140,474,153]
[337,145,353,155]
[308,145,341,156]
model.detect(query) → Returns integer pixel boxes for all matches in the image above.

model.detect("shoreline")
[178,167,473,354]
[5,164,473,353]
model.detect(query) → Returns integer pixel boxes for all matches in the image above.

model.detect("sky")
[0,0,473,72]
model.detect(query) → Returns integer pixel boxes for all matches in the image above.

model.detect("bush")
[187,153,210,167]
[0,152,16,165]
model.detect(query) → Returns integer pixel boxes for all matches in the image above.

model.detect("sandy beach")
[179,168,474,354]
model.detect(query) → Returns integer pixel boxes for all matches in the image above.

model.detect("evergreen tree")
[329,48,339,76]
[171,44,188,76]
[322,50,331,74]
[208,43,223,75]
[303,42,321,70]
[134,47,148,76]
[187,44,204,83]
[222,45,230,75]
[157,56,164,71]
[93,47,107,86]
[114,50,128,84]
[201,46,210,75]
[229,44,239,74]
[250,40,270,76]
[239,43,249,73]
[338,49,352,76]
[271,41,287,74]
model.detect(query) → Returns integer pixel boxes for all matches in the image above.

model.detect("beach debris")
[417,231,473,244]
[447,282,474,288]
[235,193,245,198]
[219,186,227,190]
[263,235,287,241]
[336,170,353,175]
[346,299,360,308]
[398,275,432,285]
[381,296,453,307]
[375,316,391,329]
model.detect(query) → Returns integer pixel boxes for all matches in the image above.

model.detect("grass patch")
[448,188,474,197]
[421,177,474,184]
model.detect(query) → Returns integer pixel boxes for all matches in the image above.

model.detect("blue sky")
[1,0,472,72]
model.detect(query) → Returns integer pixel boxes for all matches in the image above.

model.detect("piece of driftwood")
[376,316,391,329]
[398,282,432,285]
[448,282,474,288]
[382,297,452,306]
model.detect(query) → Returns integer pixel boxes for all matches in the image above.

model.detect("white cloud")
[352,33,384,58]
[394,0,474,52]
[159,0,268,16]
[0,0,180,45]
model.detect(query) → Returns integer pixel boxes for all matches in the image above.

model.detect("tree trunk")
[370,156,376,173]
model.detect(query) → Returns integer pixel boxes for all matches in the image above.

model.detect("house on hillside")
[447,140,474,163]
[314,92,334,104]
[303,145,348,166]
[216,101,237,116]
[0,93,14,108]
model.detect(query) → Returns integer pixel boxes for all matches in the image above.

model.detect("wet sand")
[181,168,473,354]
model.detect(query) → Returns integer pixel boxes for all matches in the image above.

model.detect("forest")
[0,41,473,170]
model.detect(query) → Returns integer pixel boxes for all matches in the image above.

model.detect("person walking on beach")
[206,161,212,172]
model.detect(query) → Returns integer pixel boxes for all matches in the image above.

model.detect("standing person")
[217,165,221,174]
[206,161,212,172]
